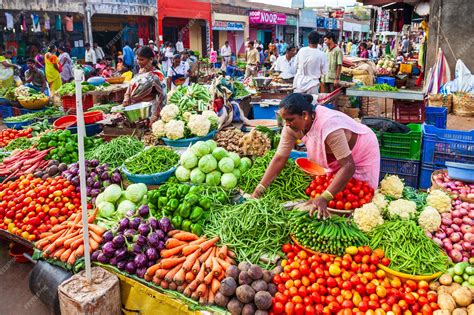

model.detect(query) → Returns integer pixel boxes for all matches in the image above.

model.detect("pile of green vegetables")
[240,150,311,202]
[369,220,450,275]
[57,82,96,96]
[124,146,179,175]
[37,130,103,164]
[4,137,36,151]
[358,83,398,92]
[27,119,52,136]
[204,197,291,267]
[87,103,117,114]
[289,211,369,256]
[0,87,16,100]
[5,107,63,123]
[5,113,37,122]
[85,136,144,169]
[168,83,211,112]
[232,81,250,99]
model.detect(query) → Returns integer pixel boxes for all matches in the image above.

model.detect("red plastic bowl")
[53,115,77,130]
[84,111,104,124]
[295,158,326,176]
[9,243,33,263]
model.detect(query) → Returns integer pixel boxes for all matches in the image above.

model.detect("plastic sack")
[441,60,474,94]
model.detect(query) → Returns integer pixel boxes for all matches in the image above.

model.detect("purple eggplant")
[138,223,150,236]
[111,171,122,184]
[148,218,159,230]
[138,205,149,218]
[147,233,160,248]
[157,241,165,251]
[159,217,172,233]
[124,229,137,241]
[109,257,119,266]
[90,188,100,197]
[125,261,136,274]
[131,243,142,254]
[71,176,80,187]
[69,166,79,175]
[90,159,100,167]
[134,253,148,268]
[147,260,155,268]
[115,248,127,261]
[93,181,101,189]
[102,242,116,257]
[136,267,147,278]
[91,250,100,261]
[100,172,109,181]
[126,209,136,218]
[117,260,127,271]
[103,230,114,242]
[155,230,165,240]
[135,235,147,247]
[97,252,109,264]
[118,218,130,231]
[129,217,141,230]
[145,247,159,261]
[86,177,95,187]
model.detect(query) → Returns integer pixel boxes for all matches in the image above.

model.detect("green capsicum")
[158,196,168,208]
[167,198,179,210]
[181,220,192,232]
[191,223,203,236]
[147,190,158,205]
[163,207,174,217]
[171,216,183,229]
[179,203,191,218]
[189,186,202,194]
[198,197,212,210]
[184,193,199,206]
[158,185,169,197]
[189,206,204,222]
[166,187,178,199]
[216,192,228,204]
[177,185,190,198]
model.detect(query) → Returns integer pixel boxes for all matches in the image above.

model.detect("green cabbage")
[232,169,241,180]
[198,154,218,174]
[212,147,228,161]
[117,200,136,216]
[218,157,235,173]
[191,141,210,157]
[228,152,241,168]
[190,168,206,184]
[175,166,191,182]
[103,184,123,203]
[206,140,217,152]
[239,157,252,173]
[98,202,115,218]
[95,192,106,207]
[125,183,147,203]
[221,173,237,190]
[180,151,198,169]
[206,170,222,186]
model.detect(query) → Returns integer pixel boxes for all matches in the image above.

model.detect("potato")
[226,265,240,281]
[227,297,243,315]
[242,303,257,315]
[215,292,230,308]
[251,280,268,292]
[439,274,453,286]
[434,310,451,315]
[452,287,472,307]
[262,270,273,283]
[438,293,456,312]
[437,286,452,296]
[267,283,277,296]
[254,291,272,310]
[239,271,252,286]
[248,265,263,280]
[429,281,441,291]
[255,311,269,315]
[238,262,252,272]
[236,285,255,304]
[467,304,474,315]
[220,277,237,297]
[453,308,467,315]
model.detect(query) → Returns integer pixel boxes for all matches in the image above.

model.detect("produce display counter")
[89,82,129,104]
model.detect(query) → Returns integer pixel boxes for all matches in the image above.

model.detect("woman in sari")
[35,53,45,71]
[0,50,19,89]
[122,47,164,124]
[58,46,74,83]
[44,45,62,93]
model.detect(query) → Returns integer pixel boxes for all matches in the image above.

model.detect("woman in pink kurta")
[252,93,380,218]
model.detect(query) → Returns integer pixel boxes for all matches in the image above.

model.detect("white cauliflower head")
[182,111,192,122]
[202,110,219,130]
[418,206,442,233]
[160,104,180,123]
[387,199,417,220]
[426,189,452,213]
[165,119,185,140]
[353,203,384,233]
[380,175,404,199]
[187,114,211,137]
[372,191,388,212]
[151,120,166,138]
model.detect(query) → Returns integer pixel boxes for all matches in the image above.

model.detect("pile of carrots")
[145,231,236,305]
[35,209,105,265]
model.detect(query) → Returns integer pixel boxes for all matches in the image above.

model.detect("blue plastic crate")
[425,107,447,129]
[421,124,474,167]
[419,162,444,189]
[0,105,15,120]
[324,103,335,110]
[376,76,396,87]
[252,104,279,119]
[67,123,103,136]
[4,120,33,130]
[379,157,420,188]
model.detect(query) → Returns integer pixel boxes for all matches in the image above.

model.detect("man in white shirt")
[93,42,105,61]
[220,41,232,68]
[85,43,97,65]
[176,39,184,53]
[293,31,328,94]
[272,45,297,80]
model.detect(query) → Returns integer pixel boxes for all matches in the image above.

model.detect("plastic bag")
[441,60,474,94]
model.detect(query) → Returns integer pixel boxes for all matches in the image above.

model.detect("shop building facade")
[211,3,249,56]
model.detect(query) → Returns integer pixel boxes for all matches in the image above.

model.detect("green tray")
[374,123,422,161]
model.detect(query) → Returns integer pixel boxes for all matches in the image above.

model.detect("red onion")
[452,210,461,218]
[453,217,463,225]
[450,249,463,262]
[432,237,443,247]
[435,231,447,239]
[452,224,461,232]
[450,232,462,243]
[461,225,472,234]
[445,227,454,236]
[462,241,472,251]
[469,210,474,219]
[441,218,452,226]
[462,216,473,225]
[465,232,474,242]
[462,257,469,262]
[444,242,453,251]
[459,208,468,216]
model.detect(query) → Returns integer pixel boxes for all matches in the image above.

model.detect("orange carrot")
[191,291,199,301]
[189,237,207,246]
[196,283,207,297]
[191,260,201,275]
[88,209,98,223]
[217,257,231,270]
[182,244,200,256]
[183,248,202,271]
[173,268,186,285]
[160,244,186,258]
[60,248,72,262]
[177,285,186,293]
[199,236,219,252]
[169,282,177,291]
[53,230,80,248]
[173,231,199,242]
[39,232,53,239]
[67,250,77,265]
[168,230,180,237]
[89,238,100,251]
[198,247,214,264]
[185,271,195,283]
[50,224,68,233]
[75,244,84,257]
[152,275,161,284]
[227,250,236,259]
[211,257,222,277]
[44,242,58,255]
[35,239,51,250]
[146,264,162,278]
[70,236,85,250]
[160,280,169,289]
[217,271,225,281]
[211,278,220,294]
[53,247,67,259]
[183,285,192,297]
[204,271,214,285]
[165,263,184,283]
[225,256,236,265]
[63,234,83,248]
[165,238,187,249]
[217,245,228,260]
[195,264,206,286]
[160,257,186,269]
[88,230,103,244]
[205,248,216,271]
[208,290,215,305]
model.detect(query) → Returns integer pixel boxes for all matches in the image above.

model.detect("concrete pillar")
[84,4,93,45]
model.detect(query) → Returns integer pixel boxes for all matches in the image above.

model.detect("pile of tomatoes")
[305,175,375,210]
[271,244,439,315]
[0,174,83,241]
[0,128,32,148]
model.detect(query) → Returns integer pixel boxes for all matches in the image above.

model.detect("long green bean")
[125,146,179,174]
[240,150,311,202]
[368,220,449,275]
[85,136,144,168]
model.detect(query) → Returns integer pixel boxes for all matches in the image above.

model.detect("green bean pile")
[240,150,311,202]
[369,220,449,275]
[85,136,144,168]
[4,137,36,151]
[125,146,179,175]
[204,197,291,267]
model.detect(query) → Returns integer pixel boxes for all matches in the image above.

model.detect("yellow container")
[377,264,442,282]
[399,63,413,74]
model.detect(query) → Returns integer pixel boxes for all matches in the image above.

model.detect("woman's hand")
[304,196,330,219]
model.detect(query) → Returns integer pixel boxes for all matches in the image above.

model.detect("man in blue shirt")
[122,42,135,68]
[279,39,288,56]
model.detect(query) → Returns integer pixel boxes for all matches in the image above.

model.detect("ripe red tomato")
[305,305,316,315]
[336,201,344,210]
[294,303,305,315]
[273,302,285,314]
[344,202,352,210]
[328,200,336,208]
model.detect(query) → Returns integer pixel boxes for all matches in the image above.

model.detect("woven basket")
[106,76,125,84]
[453,92,474,117]
[429,94,453,112]
[430,169,474,203]
[18,97,49,110]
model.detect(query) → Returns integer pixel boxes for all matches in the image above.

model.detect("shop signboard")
[213,21,245,31]
[249,10,286,25]
[286,16,297,26]
[299,9,316,28]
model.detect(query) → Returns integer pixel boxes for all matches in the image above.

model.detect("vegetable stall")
[0,79,473,315]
